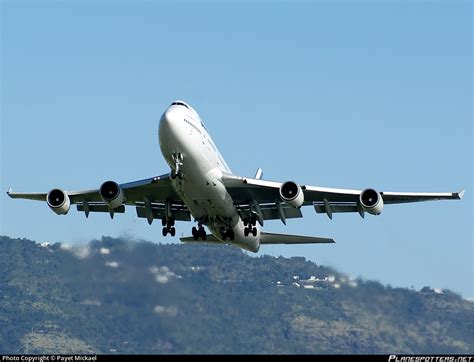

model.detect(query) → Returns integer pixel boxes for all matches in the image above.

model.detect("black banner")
[1,355,473,362]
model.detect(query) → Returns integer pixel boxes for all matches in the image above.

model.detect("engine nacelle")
[359,188,384,215]
[46,189,71,215]
[279,181,304,208]
[100,181,125,209]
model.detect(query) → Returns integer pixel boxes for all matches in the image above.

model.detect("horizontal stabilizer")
[180,234,221,243]
[181,232,334,245]
[260,232,335,245]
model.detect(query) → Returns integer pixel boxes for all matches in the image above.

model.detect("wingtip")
[457,188,465,200]
[6,187,12,197]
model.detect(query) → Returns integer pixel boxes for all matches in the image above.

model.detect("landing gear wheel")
[220,228,227,241]
[162,227,168,237]
[194,225,207,240]
[161,218,167,227]
[252,228,257,237]
[170,227,176,237]
[198,226,206,240]
[244,227,249,237]
[171,170,177,179]
[251,217,257,226]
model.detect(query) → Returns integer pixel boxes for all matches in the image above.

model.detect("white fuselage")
[158,102,260,252]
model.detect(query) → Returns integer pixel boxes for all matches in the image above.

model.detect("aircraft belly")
[212,222,260,253]
[173,150,236,222]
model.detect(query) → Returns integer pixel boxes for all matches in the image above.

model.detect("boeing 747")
[7,100,464,252]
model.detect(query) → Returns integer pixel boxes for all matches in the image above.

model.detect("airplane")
[7,100,465,252]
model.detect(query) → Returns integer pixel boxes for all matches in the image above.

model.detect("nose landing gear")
[220,227,235,241]
[170,153,184,179]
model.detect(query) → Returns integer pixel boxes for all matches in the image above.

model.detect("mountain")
[0,235,472,354]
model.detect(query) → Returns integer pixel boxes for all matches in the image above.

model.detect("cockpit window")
[171,101,189,109]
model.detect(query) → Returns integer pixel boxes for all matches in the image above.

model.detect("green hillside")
[0,235,472,354]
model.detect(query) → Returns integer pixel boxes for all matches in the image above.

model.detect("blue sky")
[1,1,472,297]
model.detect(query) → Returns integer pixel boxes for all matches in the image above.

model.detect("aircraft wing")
[7,173,190,223]
[222,173,464,221]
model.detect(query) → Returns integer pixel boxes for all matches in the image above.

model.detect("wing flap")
[313,202,358,214]
[261,205,302,220]
[136,205,191,222]
[237,203,303,221]
[77,204,126,213]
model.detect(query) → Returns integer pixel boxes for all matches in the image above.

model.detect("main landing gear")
[220,227,235,241]
[243,216,257,237]
[162,217,176,237]
[170,153,184,180]
[192,225,207,241]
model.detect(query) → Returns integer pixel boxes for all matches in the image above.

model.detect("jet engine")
[279,181,304,208]
[100,181,125,209]
[359,188,384,215]
[47,189,71,215]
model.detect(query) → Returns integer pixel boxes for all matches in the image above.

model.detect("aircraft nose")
[160,107,181,134]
